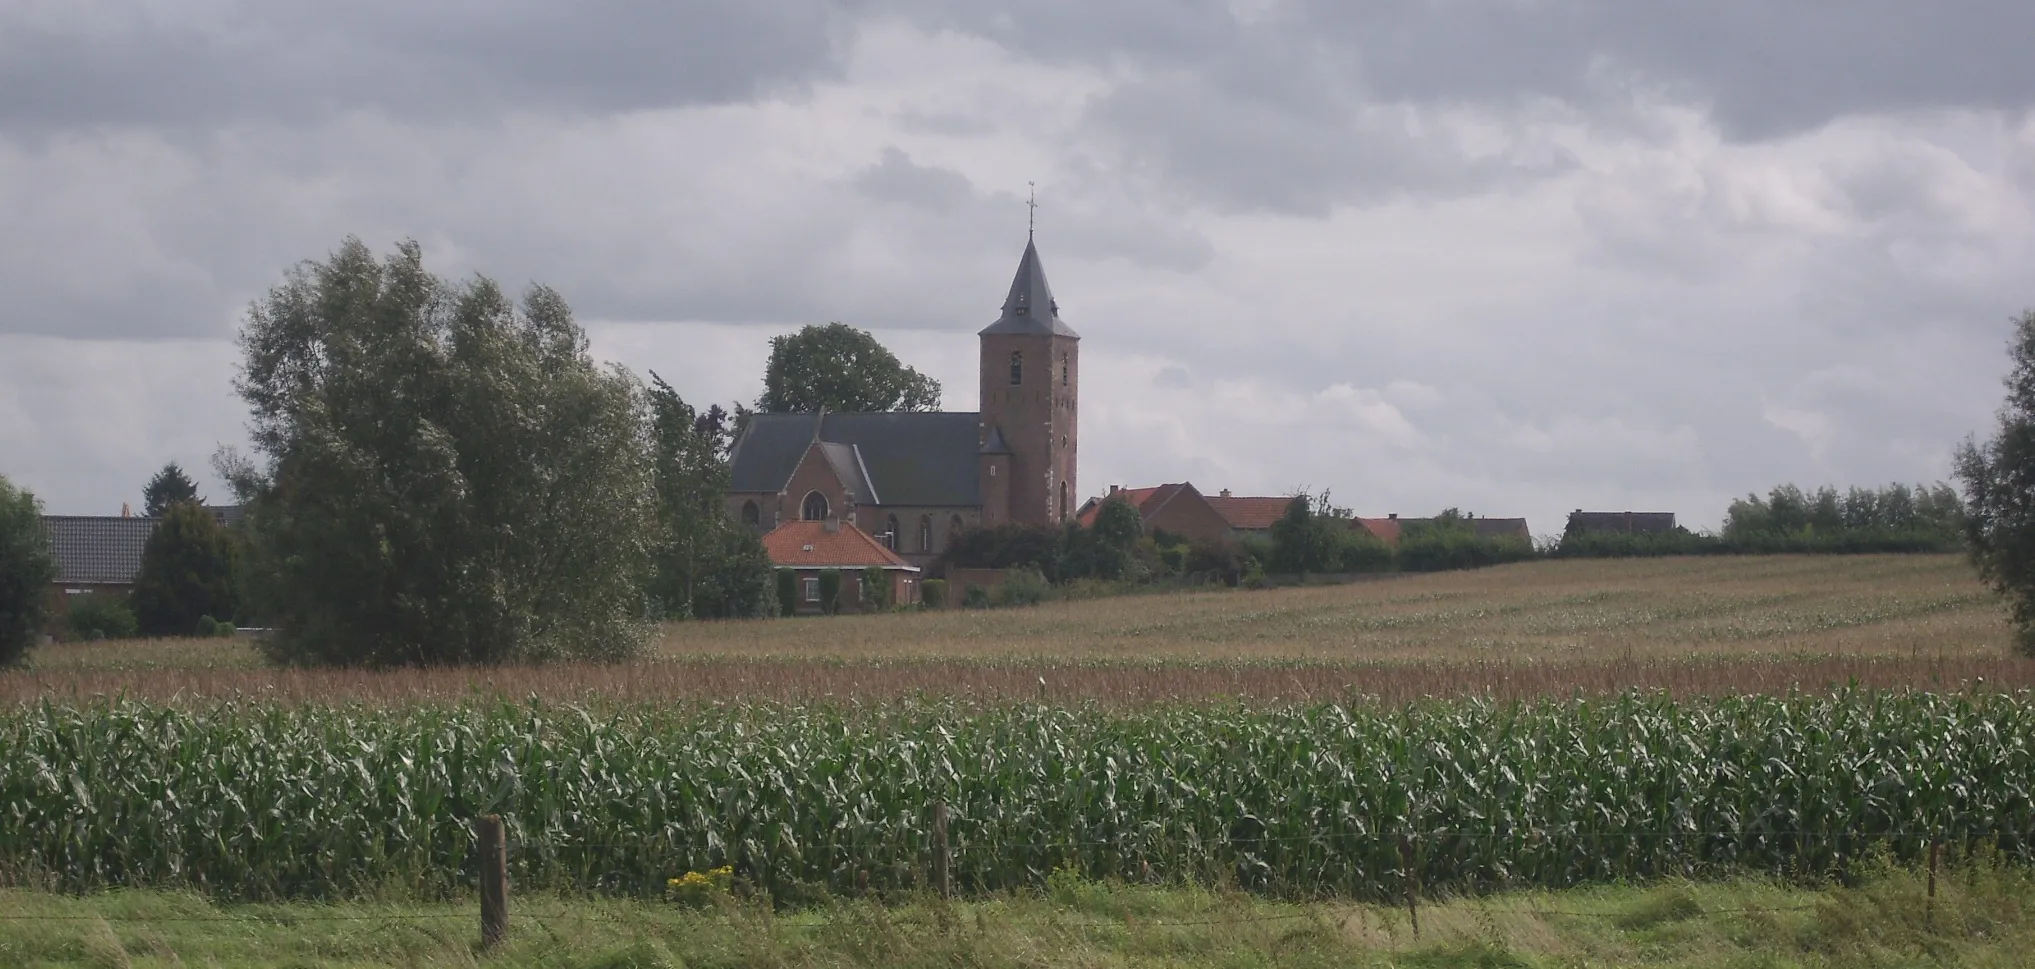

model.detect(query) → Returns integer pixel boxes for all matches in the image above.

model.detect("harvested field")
[9,555,2024,704]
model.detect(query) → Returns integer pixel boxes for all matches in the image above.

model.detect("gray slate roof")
[980,238,1079,338]
[729,411,985,507]
[1569,511,1678,534]
[42,516,158,585]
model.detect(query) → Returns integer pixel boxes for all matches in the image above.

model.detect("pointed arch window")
[1009,351,1023,385]
[919,515,933,552]
[1060,481,1069,520]
[802,491,830,521]
[741,500,761,529]
[1061,355,1069,387]
[949,515,965,549]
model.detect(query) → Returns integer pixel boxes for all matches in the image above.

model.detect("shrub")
[67,594,138,641]
[941,523,1062,577]
[962,585,990,608]
[995,568,1053,607]
[920,579,946,609]
[861,566,889,610]
[775,569,799,617]
[818,569,842,615]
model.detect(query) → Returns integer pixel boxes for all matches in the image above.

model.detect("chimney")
[823,516,841,534]
[1219,489,1232,498]
[1109,485,1120,495]
[1388,513,1397,520]
[120,502,131,518]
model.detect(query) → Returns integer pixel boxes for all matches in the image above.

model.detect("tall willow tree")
[1958,309,2035,655]
[224,238,656,666]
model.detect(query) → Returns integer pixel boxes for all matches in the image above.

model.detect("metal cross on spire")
[1027,181,1036,239]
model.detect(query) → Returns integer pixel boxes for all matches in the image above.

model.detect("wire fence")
[0,817,1986,941]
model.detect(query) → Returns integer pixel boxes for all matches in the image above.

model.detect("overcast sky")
[5,1,2034,536]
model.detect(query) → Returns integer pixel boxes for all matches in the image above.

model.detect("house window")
[803,577,820,602]
[802,491,829,521]
[885,514,900,550]
[741,500,760,528]
[919,515,933,552]
[1009,351,1023,385]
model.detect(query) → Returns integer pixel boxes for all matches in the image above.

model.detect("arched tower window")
[801,491,830,521]
[1009,351,1023,385]
[741,500,760,528]
[1061,355,1069,387]
[1060,481,1069,520]
[919,515,933,552]
[885,514,900,549]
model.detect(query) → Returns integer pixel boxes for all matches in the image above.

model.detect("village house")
[1072,483,1293,543]
[38,504,244,625]
[727,235,1080,568]
[759,519,922,613]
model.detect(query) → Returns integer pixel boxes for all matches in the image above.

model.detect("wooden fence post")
[1399,832,1420,941]
[476,815,509,949]
[933,800,952,899]
[1927,836,1940,926]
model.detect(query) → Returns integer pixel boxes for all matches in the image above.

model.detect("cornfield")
[2,691,2030,902]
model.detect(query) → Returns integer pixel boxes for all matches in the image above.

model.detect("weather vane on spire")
[1027,181,1036,239]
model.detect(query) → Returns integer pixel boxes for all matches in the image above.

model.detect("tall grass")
[3,691,2030,903]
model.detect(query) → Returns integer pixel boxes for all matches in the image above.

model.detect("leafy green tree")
[1268,492,1382,574]
[644,373,775,619]
[0,475,58,665]
[142,463,204,518]
[1059,497,1142,581]
[757,323,942,413]
[131,502,240,637]
[1956,309,2035,654]
[225,238,656,666]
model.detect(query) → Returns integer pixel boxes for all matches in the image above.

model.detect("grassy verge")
[3,865,2030,968]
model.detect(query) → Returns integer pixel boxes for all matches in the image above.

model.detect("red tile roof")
[1354,517,1401,544]
[1075,486,1166,528]
[1205,495,1292,531]
[761,520,917,570]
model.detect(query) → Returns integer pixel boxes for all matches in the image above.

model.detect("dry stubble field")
[9,554,2027,704]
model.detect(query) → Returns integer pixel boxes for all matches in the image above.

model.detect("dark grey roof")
[979,238,1079,338]
[979,425,1012,455]
[817,441,879,505]
[42,516,157,585]
[1569,511,1678,534]
[729,411,985,507]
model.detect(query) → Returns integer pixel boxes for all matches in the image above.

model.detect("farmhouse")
[38,504,245,623]
[726,237,1079,567]
[1072,483,1293,543]
[760,519,922,613]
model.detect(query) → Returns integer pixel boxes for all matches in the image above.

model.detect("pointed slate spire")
[980,238,1079,338]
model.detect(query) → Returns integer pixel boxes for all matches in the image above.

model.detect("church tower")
[978,236,1079,526]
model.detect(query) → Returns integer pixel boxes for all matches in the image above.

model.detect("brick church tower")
[978,236,1079,526]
